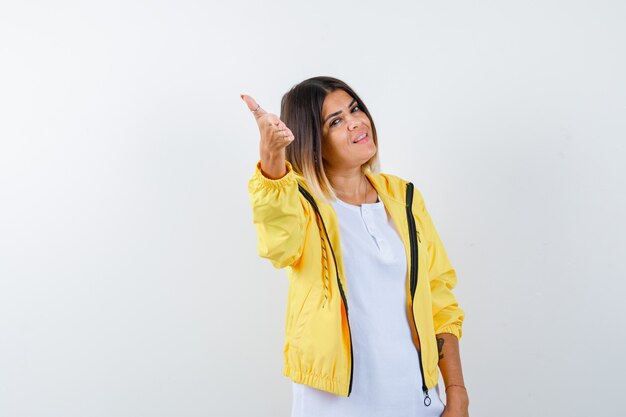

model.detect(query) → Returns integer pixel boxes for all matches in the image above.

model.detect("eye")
[329,106,360,127]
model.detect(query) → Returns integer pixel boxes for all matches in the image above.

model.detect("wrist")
[445,385,469,405]
[259,155,287,179]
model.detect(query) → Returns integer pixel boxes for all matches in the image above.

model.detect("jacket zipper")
[406,183,431,407]
[298,185,354,396]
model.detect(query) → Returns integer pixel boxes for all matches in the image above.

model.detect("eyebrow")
[323,98,357,124]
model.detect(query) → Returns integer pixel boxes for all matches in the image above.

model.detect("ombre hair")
[280,76,380,203]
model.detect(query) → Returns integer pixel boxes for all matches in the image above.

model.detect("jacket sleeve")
[414,188,465,340]
[248,160,309,269]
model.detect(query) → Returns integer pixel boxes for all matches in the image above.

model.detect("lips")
[352,131,368,143]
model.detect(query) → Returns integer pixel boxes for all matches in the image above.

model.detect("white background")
[1,1,625,416]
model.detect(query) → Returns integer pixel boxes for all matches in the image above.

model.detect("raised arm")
[242,94,309,269]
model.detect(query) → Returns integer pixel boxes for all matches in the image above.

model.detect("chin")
[360,149,377,165]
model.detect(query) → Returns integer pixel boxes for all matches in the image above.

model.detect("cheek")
[321,134,336,157]
[323,133,348,156]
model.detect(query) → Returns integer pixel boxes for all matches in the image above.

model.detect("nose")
[347,116,362,130]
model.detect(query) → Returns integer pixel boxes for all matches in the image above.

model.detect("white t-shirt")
[291,195,445,417]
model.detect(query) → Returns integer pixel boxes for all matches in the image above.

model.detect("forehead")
[322,89,354,117]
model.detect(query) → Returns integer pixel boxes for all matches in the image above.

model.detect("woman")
[241,76,469,417]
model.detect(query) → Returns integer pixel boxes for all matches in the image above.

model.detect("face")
[320,89,376,170]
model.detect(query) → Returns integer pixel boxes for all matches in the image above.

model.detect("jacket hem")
[283,364,349,397]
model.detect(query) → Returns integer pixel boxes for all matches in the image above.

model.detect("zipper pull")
[423,387,431,406]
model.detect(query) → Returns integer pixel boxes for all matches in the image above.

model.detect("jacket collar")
[293,167,408,208]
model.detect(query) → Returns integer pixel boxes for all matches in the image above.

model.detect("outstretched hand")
[241,94,295,179]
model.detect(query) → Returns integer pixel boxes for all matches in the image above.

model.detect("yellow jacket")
[248,160,464,399]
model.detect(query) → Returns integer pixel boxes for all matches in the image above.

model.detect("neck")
[325,164,373,202]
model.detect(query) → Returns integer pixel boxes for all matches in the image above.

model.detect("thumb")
[240,94,267,119]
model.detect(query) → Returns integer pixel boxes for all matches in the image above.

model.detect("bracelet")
[445,384,467,393]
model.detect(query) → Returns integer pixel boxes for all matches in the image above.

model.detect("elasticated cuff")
[435,324,463,340]
[251,160,296,191]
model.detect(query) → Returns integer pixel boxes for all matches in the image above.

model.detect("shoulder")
[368,170,426,205]
[368,171,407,192]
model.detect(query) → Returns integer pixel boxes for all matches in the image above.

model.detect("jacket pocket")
[290,283,319,345]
